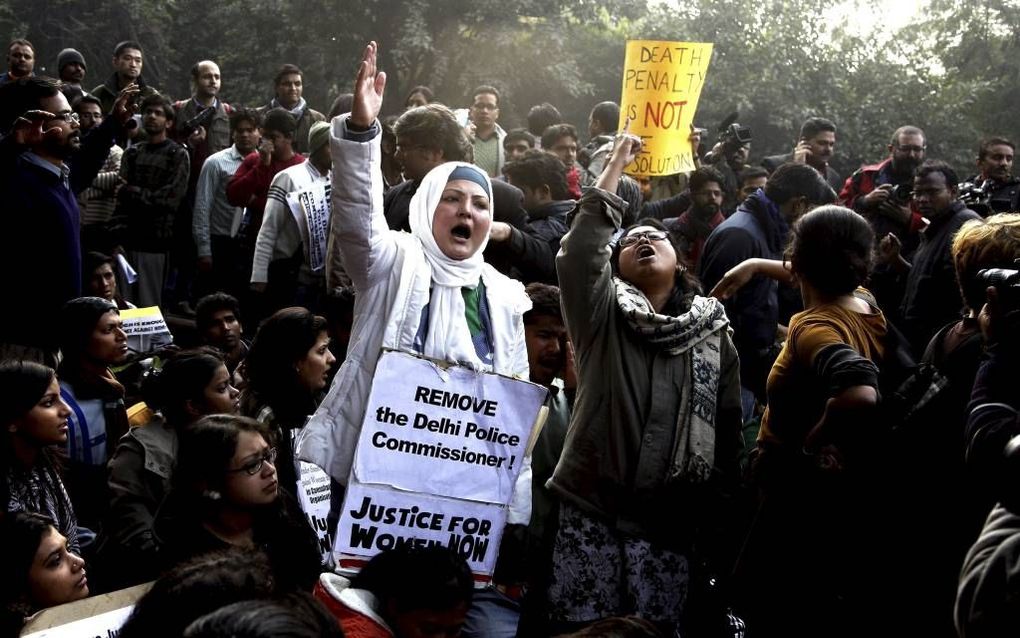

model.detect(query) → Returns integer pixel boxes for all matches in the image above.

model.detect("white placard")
[353,351,548,505]
[296,460,334,562]
[23,605,133,638]
[335,481,507,577]
[286,181,330,272]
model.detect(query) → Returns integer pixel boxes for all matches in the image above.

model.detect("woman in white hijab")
[298,42,531,486]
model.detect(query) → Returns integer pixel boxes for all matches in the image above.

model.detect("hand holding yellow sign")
[619,40,713,177]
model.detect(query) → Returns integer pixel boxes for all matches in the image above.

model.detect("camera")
[719,122,752,155]
[977,259,1020,309]
[703,112,752,164]
[887,183,913,207]
[182,106,217,137]
[959,179,993,216]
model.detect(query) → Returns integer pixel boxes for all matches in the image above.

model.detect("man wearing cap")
[250,120,331,312]
[57,48,88,103]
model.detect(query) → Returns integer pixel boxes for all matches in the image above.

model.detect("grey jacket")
[550,187,743,548]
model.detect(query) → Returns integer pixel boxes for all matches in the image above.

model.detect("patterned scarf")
[614,277,729,484]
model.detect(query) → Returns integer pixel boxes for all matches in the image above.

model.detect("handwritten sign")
[336,482,507,577]
[619,40,713,177]
[337,351,547,582]
[22,605,133,638]
[353,351,547,504]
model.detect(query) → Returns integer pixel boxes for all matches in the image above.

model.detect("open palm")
[350,41,386,129]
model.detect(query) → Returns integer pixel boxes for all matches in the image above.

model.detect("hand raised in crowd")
[350,41,386,130]
[594,119,641,194]
[257,138,274,166]
[111,82,141,127]
[488,221,512,243]
[13,109,55,146]
[197,256,213,273]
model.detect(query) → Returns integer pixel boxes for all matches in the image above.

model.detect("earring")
[202,489,222,502]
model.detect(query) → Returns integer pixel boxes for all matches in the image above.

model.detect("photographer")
[962,137,1019,216]
[956,259,1020,638]
[703,121,752,215]
[839,125,928,245]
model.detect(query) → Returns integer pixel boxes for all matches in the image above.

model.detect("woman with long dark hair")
[0,512,89,636]
[99,349,239,588]
[241,307,335,497]
[545,130,743,635]
[713,205,889,636]
[0,361,79,554]
[155,414,323,591]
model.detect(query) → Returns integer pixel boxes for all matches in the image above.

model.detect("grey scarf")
[614,277,729,484]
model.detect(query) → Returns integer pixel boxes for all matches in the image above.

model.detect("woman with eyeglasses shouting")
[542,127,744,635]
[155,415,323,592]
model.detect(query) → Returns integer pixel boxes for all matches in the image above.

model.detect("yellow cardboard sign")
[619,40,713,177]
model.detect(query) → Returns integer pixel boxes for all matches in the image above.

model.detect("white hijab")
[408,162,494,370]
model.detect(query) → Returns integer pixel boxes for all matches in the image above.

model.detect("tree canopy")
[4,0,1014,177]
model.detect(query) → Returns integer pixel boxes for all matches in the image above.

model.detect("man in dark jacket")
[111,94,190,308]
[487,149,576,284]
[256,64,325,155]
[876,160,983,356]
[0,76,132,357]
[761,117,843,191]
[700,163,836,409]
[91,41,156,115]
[963,137,1019,216]
[384,103,528,274]
[656,166,727,268]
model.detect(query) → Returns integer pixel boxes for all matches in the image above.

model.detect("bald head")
[191,60,221,100]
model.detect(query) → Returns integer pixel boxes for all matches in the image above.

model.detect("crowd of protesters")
[2,34,1020,638]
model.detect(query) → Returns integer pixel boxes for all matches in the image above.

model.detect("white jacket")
[297,116,531,485]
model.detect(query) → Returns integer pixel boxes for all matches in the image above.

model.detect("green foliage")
[1,0,1014,179]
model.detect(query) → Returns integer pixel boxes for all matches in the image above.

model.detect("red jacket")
[838,157,925,234]
[226,151,305,240]
[313,573,394,638]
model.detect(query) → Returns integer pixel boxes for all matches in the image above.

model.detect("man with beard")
[762,117,842,191]
[0,77,134,357]
[257,64,324,155]
[110,93,190,308]
[840,125,928,244]
[964,137,1019,215]
[57,48,88,103]
[0,39,34,86]
[876,160,983,356]
[662,166,727,268]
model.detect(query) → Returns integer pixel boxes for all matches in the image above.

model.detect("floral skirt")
[547,501,689,626]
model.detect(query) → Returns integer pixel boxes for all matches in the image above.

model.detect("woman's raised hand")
[710,259,759,300]
[350,41,386,130]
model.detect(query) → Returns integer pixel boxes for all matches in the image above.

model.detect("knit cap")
[57,48,86,72]
[308,121,330,155]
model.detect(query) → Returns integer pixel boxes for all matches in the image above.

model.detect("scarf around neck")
[272,97,307,118]
[408,162,494,370]
[614,277,729,484]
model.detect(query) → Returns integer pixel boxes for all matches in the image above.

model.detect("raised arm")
[326,41,399,292]
[555,129,641,349]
